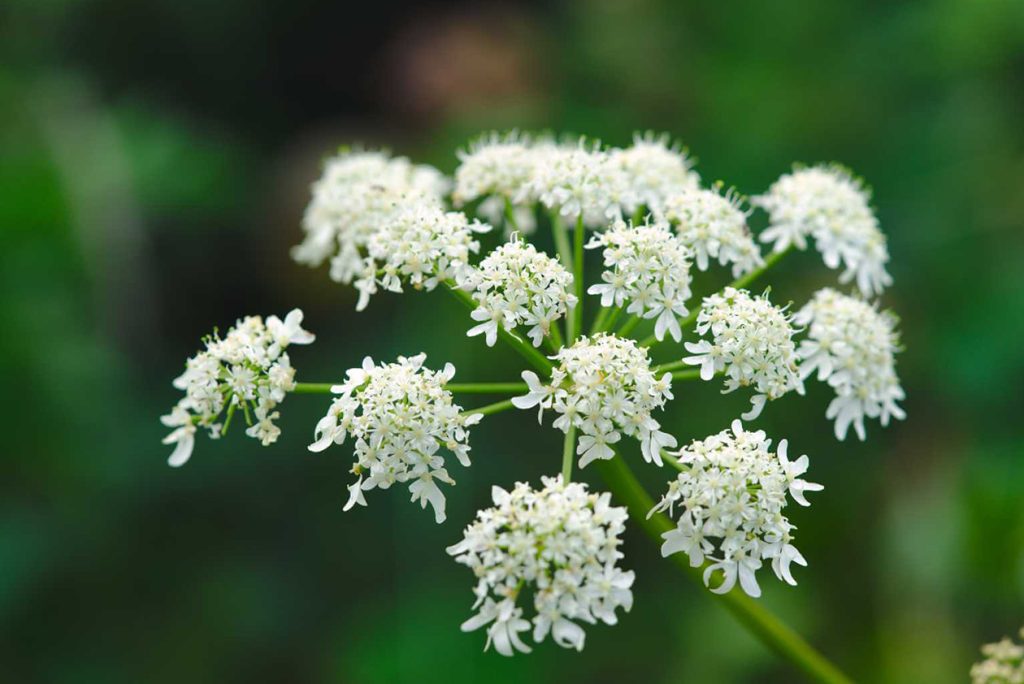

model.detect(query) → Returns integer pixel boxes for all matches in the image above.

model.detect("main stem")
[594,455,853,684]
[572,215,585,340]
[561,425,576,482]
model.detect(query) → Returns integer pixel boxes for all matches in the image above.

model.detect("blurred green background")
[2,0,1023,681]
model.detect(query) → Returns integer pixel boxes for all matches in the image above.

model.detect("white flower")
[652,420,821,598]
[683,287,804,420]
[355,206,491,310]
[794,288,905,441]
[529,140,633,228]
[459,235,576,347]
[971,627,1024,684]
[162,309,315,465]
[663,185,763,278]
[608,132,700,216]
[752,164,892,296]
[448,476,634,655]
[513,334,676,466]
[292,149,449,285]
[307,353,480,523]
[586,219,693,342]
[453,131,552,207]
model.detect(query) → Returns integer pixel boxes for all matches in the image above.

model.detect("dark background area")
[1,1,1023,682]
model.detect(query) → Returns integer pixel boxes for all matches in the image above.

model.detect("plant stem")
[573,215,585,339]
[594,455,853,684]
[618,314,643,338]
[443,283,554,376]
[293,383,336,394]
[561,425,577,482]
[503,198,519,233]
[653,359,689,374]
[465,398,516,417]
[670,369,702,381]
[445,382,529,394]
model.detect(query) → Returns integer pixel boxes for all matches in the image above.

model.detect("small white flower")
[513,334,676,467]
[752,164,892,296]
[162,310,315,465]
[652,420,821,597]
[449,476,634,655]
[683,287,804,420]
[355,206,492,310]
[586,219,693,342]
[459,235,576,347]
[608,132,700,216]
[308,353,477,523]
[794,288,905,441]
[293,149,449,285]
[971,627,1024,684]
[664,185,763,277]
[529,140,633,228]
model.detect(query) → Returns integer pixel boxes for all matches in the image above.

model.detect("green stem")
[592,305,623,335]
[594,455,853,684]
[443,283,554,376]
[730,245,792,292]
[653,359,689,374]
[551,214,574,275]
[561,425,577,482]
[572,215,585,340]
[445,382,529,394]
[293,382,336,394]
[670,369,702,381]
[503,198,519,233]
[548,318,565,351]
[465,398,516,417]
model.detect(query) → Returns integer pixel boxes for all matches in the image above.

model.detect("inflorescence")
[164,129,907,662]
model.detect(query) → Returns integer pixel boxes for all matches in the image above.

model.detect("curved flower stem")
[653,359,689,374]
[548,319,565,351]
[445,382,529,394]
[465,398,516,417]
[573,215,585,340]
[443,282,554,376]
[293,383,336,394]
[562,425,577,482]
[594,455,853,684]
[730,245,793,292]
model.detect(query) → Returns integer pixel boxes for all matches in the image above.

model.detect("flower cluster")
[293,149,448,285]
[459,236,577,347]
[162,309,315,466]
[354,206,491,310]
[530,141,633,227]
[513,334,676,466]
[608,132,700,216]
[683,287,804,420]
[652,420,822,597]
[664,185,763,277]
[586,219,693,342]
[448,476,634,655]
[453,131,549,207]
[752,164,892,296]
[794,288,905,441]
[307,354,480,523]
[972,627,1024,684]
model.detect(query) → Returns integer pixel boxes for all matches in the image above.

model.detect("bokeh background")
[2,1,1023,682]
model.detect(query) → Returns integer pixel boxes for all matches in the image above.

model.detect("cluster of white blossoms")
[514,334,676,467]
[162,309,315,466]
[684,287,804,421]
[586,219,693,342]
[794,288,905,441]
[752,164,892,297]
[307,354,480,523]
[652,420,822,598]
[458,236,577,347]
[529,141,634,227]
[607,132,700,215]
[971,627,1024,684]
[448,476,634,655]
[353,205,491,310]
[293,149,448,285]
[664,185,763,277]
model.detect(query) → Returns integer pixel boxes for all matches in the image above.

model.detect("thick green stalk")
[594,455,853,684]
[618,314,644,338]
[573,215,585,339]
[443,283,554,376]
[293,382,336,394]
[445,382,529,394]
[669,369,702,381]
[562,425,577,482]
